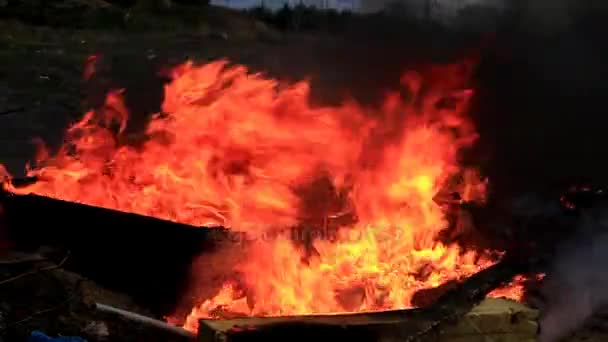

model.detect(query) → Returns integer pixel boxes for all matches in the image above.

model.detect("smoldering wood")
[0,186,232,316]
[197,254,529,342]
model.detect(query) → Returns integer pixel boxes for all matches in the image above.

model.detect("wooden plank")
[198,309,431,341]
[198,299,539,342]
[197,254,530,342]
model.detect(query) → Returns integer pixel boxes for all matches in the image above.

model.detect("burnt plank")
[199,310,431,342]
[0,188,231,316]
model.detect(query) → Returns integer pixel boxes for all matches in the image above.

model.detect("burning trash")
[0,57,536,338]
[0,58,501,330]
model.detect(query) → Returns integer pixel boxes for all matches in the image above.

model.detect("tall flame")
[2,59,496,332]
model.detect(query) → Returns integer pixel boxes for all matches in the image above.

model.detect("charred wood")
[0,187,231,316]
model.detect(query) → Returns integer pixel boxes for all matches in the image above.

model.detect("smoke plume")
[538,206,608,341]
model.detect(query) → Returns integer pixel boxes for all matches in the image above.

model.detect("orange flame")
[487,273,546,302]
[2,59,500,332]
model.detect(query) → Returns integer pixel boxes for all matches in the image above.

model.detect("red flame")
[487,274,546,302]
[2,59,505,332]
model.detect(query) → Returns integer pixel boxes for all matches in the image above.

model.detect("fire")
[2,58,499,332]
[487,274,546,302]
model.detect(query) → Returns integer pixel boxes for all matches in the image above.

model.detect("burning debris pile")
[2,56,603,341]
[1,57,504,325]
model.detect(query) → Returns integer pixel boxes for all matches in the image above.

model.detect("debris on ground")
[0,249,192,342]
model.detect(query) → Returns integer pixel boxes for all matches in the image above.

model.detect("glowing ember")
[2,59,499,332]
[487,274,546,302]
